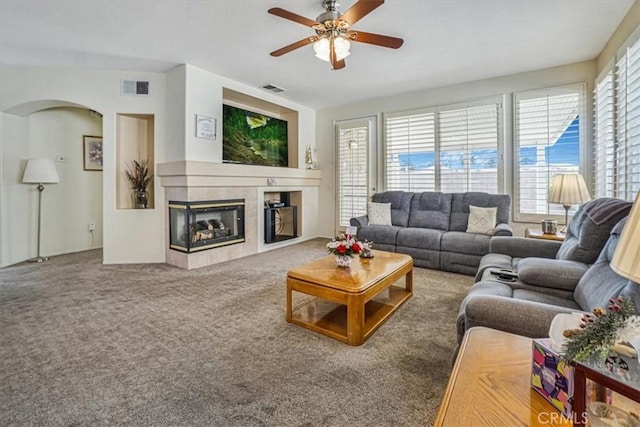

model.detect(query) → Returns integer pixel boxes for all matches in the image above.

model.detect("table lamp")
[548,173,591,233]
[611,190,640,284]
[22,158,59,262]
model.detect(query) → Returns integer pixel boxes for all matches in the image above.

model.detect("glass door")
[335,116,377,233]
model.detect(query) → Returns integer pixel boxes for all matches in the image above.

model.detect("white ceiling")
[0,0,634,110]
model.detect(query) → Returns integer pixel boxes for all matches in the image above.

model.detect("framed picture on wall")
[83,135,103,171]
[195,114,216,140]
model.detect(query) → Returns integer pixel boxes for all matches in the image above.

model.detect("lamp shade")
[22,158,60,184]
[611,191,640,283]
[548,173,591,205]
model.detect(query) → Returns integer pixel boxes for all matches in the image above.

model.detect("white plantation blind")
[594,66,615,198]
[337,126,368,227]
[615,33,640,202]
[439,103,499,193]
[514,85,584,219]
[385,109,436,191]
[384,97,501,193]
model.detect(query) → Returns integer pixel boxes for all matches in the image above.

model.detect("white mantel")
[157,161,322,188]
[157,161,323,269]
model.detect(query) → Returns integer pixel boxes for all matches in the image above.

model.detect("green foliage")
[222,105,288,167]
[561,297,636,363]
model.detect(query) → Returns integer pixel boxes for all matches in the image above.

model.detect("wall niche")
[222,88,299,168]
[116,113,155,209]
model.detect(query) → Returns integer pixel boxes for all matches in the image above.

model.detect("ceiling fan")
[268,0,404,70]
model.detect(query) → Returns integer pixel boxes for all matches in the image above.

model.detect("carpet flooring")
[0,239,474,426]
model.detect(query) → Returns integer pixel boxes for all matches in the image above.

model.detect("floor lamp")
[22,158,60,262]
[548,173,591,233]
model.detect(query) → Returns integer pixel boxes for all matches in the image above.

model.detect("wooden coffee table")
[286,250,413,345]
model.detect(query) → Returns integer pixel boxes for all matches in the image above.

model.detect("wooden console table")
[525,228,566,241]
[435,327,572,426]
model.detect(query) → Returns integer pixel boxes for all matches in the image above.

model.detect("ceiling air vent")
[121,79,150,96]
[261,83,286,93]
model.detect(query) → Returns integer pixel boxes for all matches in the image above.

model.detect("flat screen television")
[222,104,288,167]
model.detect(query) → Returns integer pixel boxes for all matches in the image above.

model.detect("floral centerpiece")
[561,297,639,363]
[327,233,362,267]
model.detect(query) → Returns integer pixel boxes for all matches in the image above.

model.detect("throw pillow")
[368,202,392,226]
[466,205,497,235]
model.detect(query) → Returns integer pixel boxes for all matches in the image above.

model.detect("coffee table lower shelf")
[289,285,411,344]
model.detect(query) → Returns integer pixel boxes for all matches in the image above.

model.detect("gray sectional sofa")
[350,191,512,275]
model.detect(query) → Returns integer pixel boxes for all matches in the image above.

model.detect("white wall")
[316,61,597,238]
[26,107,103,257]
[0,65,167,266]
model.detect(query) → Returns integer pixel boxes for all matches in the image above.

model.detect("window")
[384,98,501,193]
[614,31,640,201]
[594,65,615,198]
[594,29,640,202]
[336,120,370,228]
[514,84,585,220]
[385,109,436,191]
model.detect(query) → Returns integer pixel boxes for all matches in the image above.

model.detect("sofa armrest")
[518,258,589,292]
[492,223,513,236]
[458,295,584,342]
[350,215,369,228]
[489,236,562,259]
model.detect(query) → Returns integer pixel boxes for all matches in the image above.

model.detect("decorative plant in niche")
[125,159,153,208]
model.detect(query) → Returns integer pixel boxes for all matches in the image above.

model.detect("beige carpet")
[0,239,474,426]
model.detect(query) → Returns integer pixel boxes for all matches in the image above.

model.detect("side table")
[435,327,572,426]
[525,228,566,241]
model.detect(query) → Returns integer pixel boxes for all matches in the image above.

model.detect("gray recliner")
[474,197,633,283]
[456,217,640,350]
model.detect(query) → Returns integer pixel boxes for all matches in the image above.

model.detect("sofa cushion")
[449,192,510,232]
[517,258,589,291]
[466,206,497,235]
[556,198,632,264]
[408,192,451,230]
[511,289,581,310]
[441,231,491,256]
[371,191,414,227]
[367,202,392,226]
[356,225,403,247]
[396,227,444,251]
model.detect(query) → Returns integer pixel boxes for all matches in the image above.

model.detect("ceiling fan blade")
[339,0,384,26]
[329,40,346,70]
[270,36,319,57]
[268,7,319,28]
[347,30,404,49]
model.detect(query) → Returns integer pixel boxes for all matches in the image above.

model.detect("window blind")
[514,85,584,219]
[384,98,500,193]
[337,126,368,227]
[385,110,436,191]
[594,67,615,198]
[439,104,499,193]
[615,34,640,202]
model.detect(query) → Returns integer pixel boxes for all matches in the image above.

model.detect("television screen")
[223,104,288,167]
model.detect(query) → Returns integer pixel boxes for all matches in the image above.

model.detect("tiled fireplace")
[157,161,321,270]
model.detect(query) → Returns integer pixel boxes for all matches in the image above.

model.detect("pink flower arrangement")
[326,234,362,257]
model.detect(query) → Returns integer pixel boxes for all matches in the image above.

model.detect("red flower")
[336,245,347,254]
[351,243,362,253]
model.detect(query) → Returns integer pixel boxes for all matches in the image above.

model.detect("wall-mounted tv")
[222,104,288,167]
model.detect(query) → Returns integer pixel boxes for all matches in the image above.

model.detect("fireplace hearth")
[169,199,245,253]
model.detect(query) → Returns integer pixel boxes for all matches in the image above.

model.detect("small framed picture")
[83,135,103,171]
[196,114,216,140]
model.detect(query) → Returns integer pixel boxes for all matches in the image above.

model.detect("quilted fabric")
[466,205,497,235]
[367,202,392,226]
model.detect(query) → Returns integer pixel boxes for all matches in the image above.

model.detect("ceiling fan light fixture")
[313,36,351,62]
